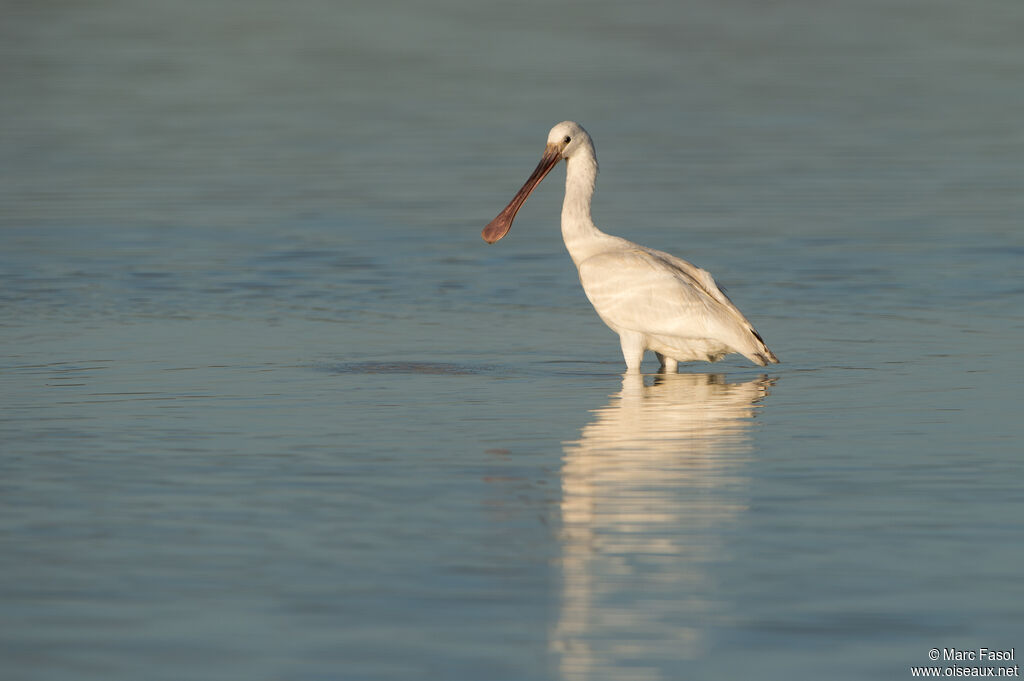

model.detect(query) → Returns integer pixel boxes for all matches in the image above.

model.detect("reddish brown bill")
[481,144,562,243]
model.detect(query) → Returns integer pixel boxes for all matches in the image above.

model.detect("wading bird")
[482,121,779,372]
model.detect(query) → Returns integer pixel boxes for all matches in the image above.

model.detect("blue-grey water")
[2,1,1022,679]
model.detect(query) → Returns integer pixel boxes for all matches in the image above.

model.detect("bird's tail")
[745,328,779,367]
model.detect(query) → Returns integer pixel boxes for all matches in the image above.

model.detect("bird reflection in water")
[553,372,773,681]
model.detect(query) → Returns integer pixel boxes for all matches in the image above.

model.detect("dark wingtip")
[752,350,780,366]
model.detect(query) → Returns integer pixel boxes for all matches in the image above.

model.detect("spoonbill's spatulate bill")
[482,121,779,372]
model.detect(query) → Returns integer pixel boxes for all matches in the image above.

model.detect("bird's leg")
[618,332,645,373]
[655,353,678,373]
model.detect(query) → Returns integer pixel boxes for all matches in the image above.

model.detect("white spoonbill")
[482,121,779,372]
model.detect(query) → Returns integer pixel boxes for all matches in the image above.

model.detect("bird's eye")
[563,136,572,144]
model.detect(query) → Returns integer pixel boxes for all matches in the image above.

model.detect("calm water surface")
[2,1,1023,679]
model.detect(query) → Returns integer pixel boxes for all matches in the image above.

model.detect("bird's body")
[482,121,778,372]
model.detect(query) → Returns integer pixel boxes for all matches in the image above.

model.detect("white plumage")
[482,121,778,372]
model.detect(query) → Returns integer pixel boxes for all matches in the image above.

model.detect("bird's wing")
[577,247,755,341]
[639,246,755,324]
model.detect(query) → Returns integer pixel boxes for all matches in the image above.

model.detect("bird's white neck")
[560,144,608,267]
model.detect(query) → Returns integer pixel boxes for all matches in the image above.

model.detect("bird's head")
[481,121,593,244]
[546,120,592,160]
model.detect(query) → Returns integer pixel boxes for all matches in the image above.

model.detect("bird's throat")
[560,150,603,265]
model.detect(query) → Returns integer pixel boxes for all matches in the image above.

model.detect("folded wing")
[577,247,778,365]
